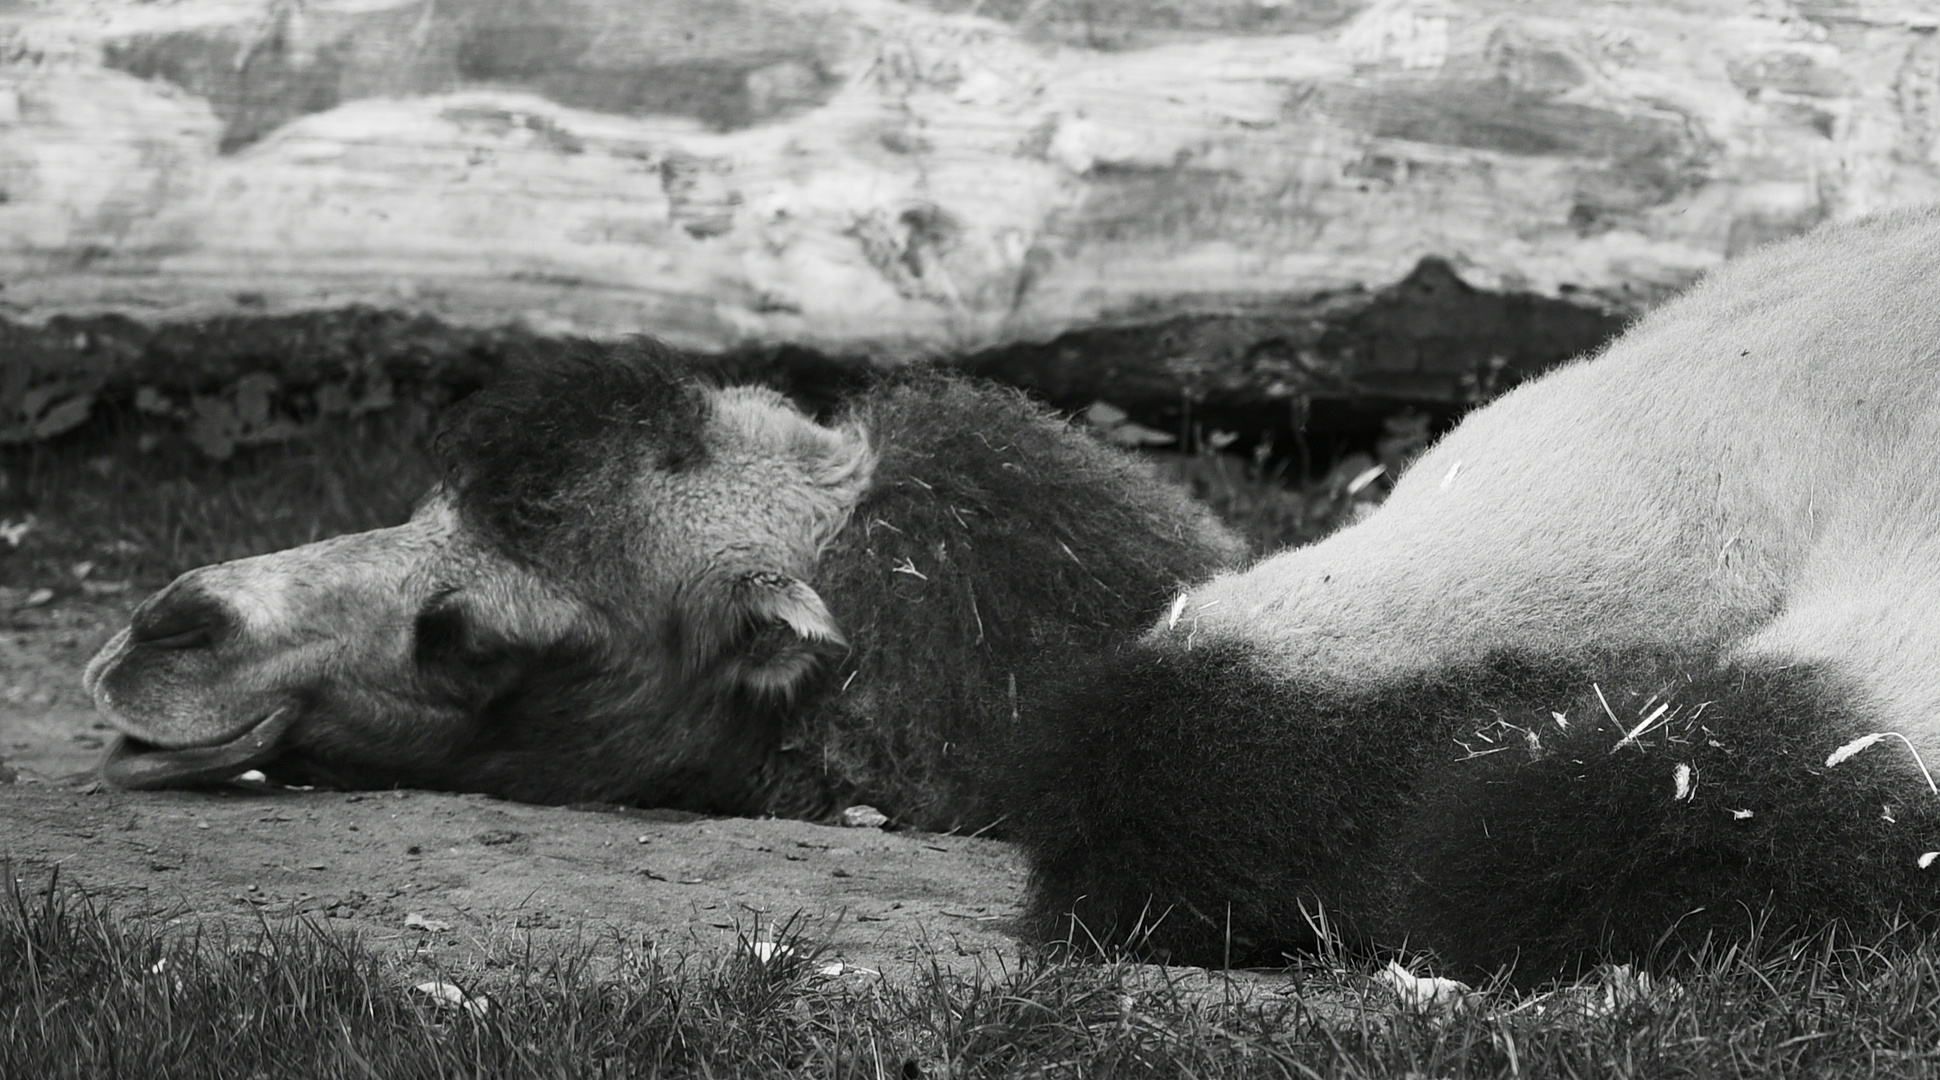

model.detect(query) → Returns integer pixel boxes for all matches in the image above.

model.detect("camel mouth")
[99,706,300,791]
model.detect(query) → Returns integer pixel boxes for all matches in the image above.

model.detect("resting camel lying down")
[1006,207,1940,982]
[87,347,1244,832]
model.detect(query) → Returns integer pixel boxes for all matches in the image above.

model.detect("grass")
[8,869,1940,1079]
[2,404,441,591]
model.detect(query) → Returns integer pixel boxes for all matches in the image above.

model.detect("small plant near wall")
[131,369,403,460]
[0,308,513,458]
[1,361,107,446]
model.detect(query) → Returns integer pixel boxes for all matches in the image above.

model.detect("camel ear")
[704,570,845,698]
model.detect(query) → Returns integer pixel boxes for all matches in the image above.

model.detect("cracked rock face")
[13,0,1936,359]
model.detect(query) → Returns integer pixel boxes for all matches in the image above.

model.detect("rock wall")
[4,0,1940,362]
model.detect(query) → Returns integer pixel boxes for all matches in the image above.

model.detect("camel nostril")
[130,589,234,651]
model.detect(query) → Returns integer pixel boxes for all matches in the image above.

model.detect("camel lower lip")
[99,706,299,790]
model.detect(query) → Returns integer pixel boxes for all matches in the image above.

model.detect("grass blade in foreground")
[5,870,1940,1079]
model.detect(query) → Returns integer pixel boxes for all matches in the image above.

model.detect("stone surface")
[6,0,1940,359]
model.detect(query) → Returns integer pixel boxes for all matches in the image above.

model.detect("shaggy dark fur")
[1008,642,1940,983]
[1400,665,1940,982]
[439,338,711,567]
[411,629,826,815]
[800,374,1245,830]
[1007,640,1578,963]
[417,351,1239,827]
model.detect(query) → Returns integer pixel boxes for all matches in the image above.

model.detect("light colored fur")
[1165,207,1940,752]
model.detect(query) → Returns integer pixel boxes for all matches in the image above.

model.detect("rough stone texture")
[5,0,1940,366]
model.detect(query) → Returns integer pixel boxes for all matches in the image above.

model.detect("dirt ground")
[0,591,1029,981]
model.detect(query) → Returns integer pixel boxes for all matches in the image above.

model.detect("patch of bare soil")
[0,594,1023,979]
